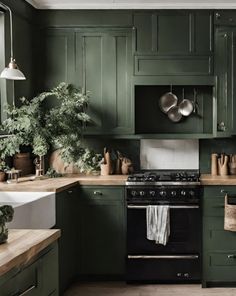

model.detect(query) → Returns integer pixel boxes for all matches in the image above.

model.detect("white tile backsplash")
[140,139,199,170]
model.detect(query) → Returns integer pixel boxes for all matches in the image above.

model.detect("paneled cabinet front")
[133,11,213,76]
[0,243,59,296]
[202,186,236,287]
[77,186,126,277]
[40,28,133,135]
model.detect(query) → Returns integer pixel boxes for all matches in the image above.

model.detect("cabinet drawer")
[79,186,124,202]
[204,251,236,282]
[203,186,236,217]
[204,186,236,197]
[17,261,39,296]
[0,261,39,296]
[203,195,224,217]
[203,217,236,250]
[134,55,212,76]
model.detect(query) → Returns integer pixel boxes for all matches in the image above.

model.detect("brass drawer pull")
[18,285,36,296]
[227,254,236,259]
[93,191,103,195]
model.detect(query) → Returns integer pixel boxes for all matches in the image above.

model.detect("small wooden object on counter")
[211,153,218,176]
[100,164,110,176]
[224,194,236,231]
[121,157,134,175]
[0,172,6,182]
[218,154,229,176]
[229,154,236,175]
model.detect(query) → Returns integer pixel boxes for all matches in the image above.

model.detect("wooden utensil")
[211,153,218,176]
[218,154,229,176]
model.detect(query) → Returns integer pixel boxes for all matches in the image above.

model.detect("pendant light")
[0,2,26,80]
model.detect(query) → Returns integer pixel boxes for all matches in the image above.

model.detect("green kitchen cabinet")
[133,11,213,76]
[39,29,76,92]
[77,186,126,277]
[214,28,234,137]
[0,242,59,296]
[76,29,133,135]
[55,186,78,294]
[202,186,236,287]
[39,28,133,135]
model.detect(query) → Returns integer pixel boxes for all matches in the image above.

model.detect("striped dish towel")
[146,205,170,246]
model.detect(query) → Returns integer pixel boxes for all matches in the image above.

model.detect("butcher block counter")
[200,174,236,185]
[0,229,60,277]
[0,174,128,192]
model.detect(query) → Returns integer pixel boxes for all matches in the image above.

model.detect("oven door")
[127,204,201,255]
[127,204,201,282]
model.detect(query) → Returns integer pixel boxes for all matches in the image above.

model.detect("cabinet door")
[38,29,76,109]
[215,28,234,137]
[77,186,125,276]
[76,29,133,135]
[134,11,213,55]
[55,187,78,294]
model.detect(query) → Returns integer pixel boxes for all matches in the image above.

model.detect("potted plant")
[0,205,14,244]
[0,160,9,182]
[0,82,102,175]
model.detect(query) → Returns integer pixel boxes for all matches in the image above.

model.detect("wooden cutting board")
[49,150,80,174]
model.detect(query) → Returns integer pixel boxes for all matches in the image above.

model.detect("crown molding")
[25,1,236,10]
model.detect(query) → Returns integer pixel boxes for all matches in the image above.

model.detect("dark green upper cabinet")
[76,29,133,135]
[134,11,213,55]
[39,29,76,91]
[133,11,213,77]
[39,28,133,135]
[214,28,235,137]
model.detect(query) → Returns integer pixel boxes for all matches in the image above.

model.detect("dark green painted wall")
[0,0,36,117]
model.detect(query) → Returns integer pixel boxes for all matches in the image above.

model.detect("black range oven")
[126,171,202,283]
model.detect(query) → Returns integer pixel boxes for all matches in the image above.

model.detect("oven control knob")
[159,191,167,197]
[149,190,156,197]
[171,191,177,197]
[139,191,145,196]
[184,273,189,278]
[131,190,138,197]
[189,190,195,196]
[181,190,186,196]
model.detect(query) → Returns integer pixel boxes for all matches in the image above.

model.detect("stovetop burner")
[126,170,200,185]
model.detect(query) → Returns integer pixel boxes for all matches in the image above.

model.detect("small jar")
[6,169,21,184]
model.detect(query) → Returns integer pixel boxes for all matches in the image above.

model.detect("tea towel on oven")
[146,205,170,245]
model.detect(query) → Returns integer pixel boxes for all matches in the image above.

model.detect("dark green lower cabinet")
[55,186,78,294]
[0,242,59,296]
[77,186,126,278]
[203,186,236,287]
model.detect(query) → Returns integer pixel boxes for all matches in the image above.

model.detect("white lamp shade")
[0,67,26,80]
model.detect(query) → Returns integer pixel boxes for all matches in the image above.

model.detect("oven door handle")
[127,205,199,209]
[128,255,199,259]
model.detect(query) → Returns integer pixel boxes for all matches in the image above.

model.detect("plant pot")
[0,171,6,182]
[13,152,34,176]
[0,222,8,244]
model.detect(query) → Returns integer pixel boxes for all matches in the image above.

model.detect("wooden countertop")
[0,174,127,192]
[200,174,236,185]
[1,173,236,190]
[0,229,60,277]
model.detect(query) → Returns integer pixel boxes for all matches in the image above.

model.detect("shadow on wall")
[200,138,236,173]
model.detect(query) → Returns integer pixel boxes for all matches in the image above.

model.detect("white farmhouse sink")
[0,192,55,229]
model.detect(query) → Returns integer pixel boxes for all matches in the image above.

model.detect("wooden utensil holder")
[211,153,218,176]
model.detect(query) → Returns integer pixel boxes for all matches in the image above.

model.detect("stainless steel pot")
[167,105,182,122]
[179,88,193,117]
[159,86,178,113]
